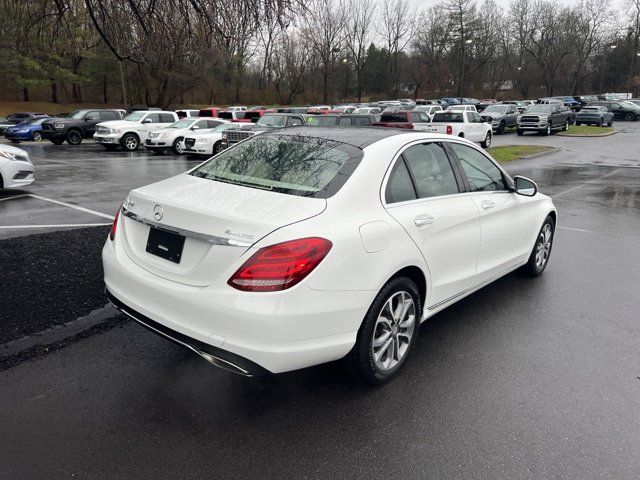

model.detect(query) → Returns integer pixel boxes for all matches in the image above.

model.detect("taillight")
[228,237,332,292]
[109,205,122,241]
[446,125,453,135]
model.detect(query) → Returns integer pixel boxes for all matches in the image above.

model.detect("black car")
[587,101,640,121]
[573,95,598,109]
[41,109,124,145]
[0,112,48,135]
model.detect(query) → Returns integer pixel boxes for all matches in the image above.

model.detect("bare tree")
[345,0,376,102]
[300,0,346,104]
[379,0,415,96]
[272,32,310,104]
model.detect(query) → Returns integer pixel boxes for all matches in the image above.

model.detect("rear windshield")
[380,113,409,122]
[190,134,363,198]
[432,112,464,122]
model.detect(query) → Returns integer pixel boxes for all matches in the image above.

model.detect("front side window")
[190,134,363,198]
[257,115,287,127]
[403,143,459,198]
[100,111,118,121]
[123,111,146,122]
[337,117,352,126]
[449,143,506,192]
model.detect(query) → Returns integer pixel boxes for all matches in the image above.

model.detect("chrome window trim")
[121,207,252,247]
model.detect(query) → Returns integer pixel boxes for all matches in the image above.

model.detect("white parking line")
[26,194,115,220]
[0,194,28,202]
[558,225,640,239]
[0,223,111,229]
[553,169,621,198]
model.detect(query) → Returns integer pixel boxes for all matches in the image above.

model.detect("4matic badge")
[225,228,255,241]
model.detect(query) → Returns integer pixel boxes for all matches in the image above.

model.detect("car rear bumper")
[102,239,367,374]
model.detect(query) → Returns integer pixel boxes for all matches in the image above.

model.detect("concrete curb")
[557,130,617,137]
[0,304,124,361]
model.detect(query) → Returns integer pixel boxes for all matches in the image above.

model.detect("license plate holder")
[146,227,185,264]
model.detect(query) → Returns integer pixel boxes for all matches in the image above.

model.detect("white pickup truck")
[425,110,493,147]
[94,110,178,151]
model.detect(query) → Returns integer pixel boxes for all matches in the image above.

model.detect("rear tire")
[32,131,42,142]
[607,120,613,127]
[497,121,505,134]
[347,277,421,384]
[523,215,555,277]
[562,120,569,131]
[624,112,635,121]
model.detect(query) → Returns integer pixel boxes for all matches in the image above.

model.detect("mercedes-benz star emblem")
[153,204,164,221]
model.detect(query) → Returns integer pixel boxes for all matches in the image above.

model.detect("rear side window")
[385,159,417,204]
[403,143,459,198]
[100,111,118,121]
[449,143,506,192]
[338,117,352,126]
[432,112,463,122]
[145,113,161,123]
[190,134,363,199]
[160,114,175,123]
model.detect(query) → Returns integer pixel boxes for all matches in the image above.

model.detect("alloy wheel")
[124,135,138,150]
[371,291,416,371]
[33,131,42,142]
[535,223,553,269]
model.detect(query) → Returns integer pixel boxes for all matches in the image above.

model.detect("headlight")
[110,128,122,134]
[158,133,169,140]
[0,150,30,162]
[54,123,65,129]
[221,133,227,140]
[538,116,548,122]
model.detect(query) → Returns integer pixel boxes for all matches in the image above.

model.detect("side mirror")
[143,118,152,123]
[191,125,200,130]
[514,175,538,196]
[85,116,95,122]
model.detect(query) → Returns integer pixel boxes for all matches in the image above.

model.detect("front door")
[448,142,533,283]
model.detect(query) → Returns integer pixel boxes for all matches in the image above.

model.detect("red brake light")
[228,237,332,292]
[446,125,453,135]
[109,205,122,241]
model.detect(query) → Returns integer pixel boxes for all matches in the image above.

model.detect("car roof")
[265,126,410,148]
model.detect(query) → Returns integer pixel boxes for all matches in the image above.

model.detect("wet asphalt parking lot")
[1,125,639,479]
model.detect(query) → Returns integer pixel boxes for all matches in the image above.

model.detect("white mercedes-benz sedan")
[103,128,556,383]
[0,144,34,189]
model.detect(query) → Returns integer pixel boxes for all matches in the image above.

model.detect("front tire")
[517,129,524,136]
[562,120,569,131]
[212,140,223,155]
[481,131,492,148]
[497,121,505,134]
[347,277,421,384]
[66,130,82,145]
[523,215,555,277]
[173,137,184,154]
[121,133,139,151]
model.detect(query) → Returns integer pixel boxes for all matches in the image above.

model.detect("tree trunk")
[103,76,108,103]
[22,86,29,102]
[50,81,58,103]
[119,61,128,106]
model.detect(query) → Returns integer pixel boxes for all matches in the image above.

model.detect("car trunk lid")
[120,173,326,286]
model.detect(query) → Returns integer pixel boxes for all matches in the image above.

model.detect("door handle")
[481,200,496,210]
[414,215,435,227]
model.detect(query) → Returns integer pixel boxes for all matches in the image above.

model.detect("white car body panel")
[103,131,556,374]
[426,111,492,143]
[0,144,34,188]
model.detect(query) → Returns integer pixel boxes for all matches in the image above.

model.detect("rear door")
[447,141,533,283]
[383,141,481,307]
